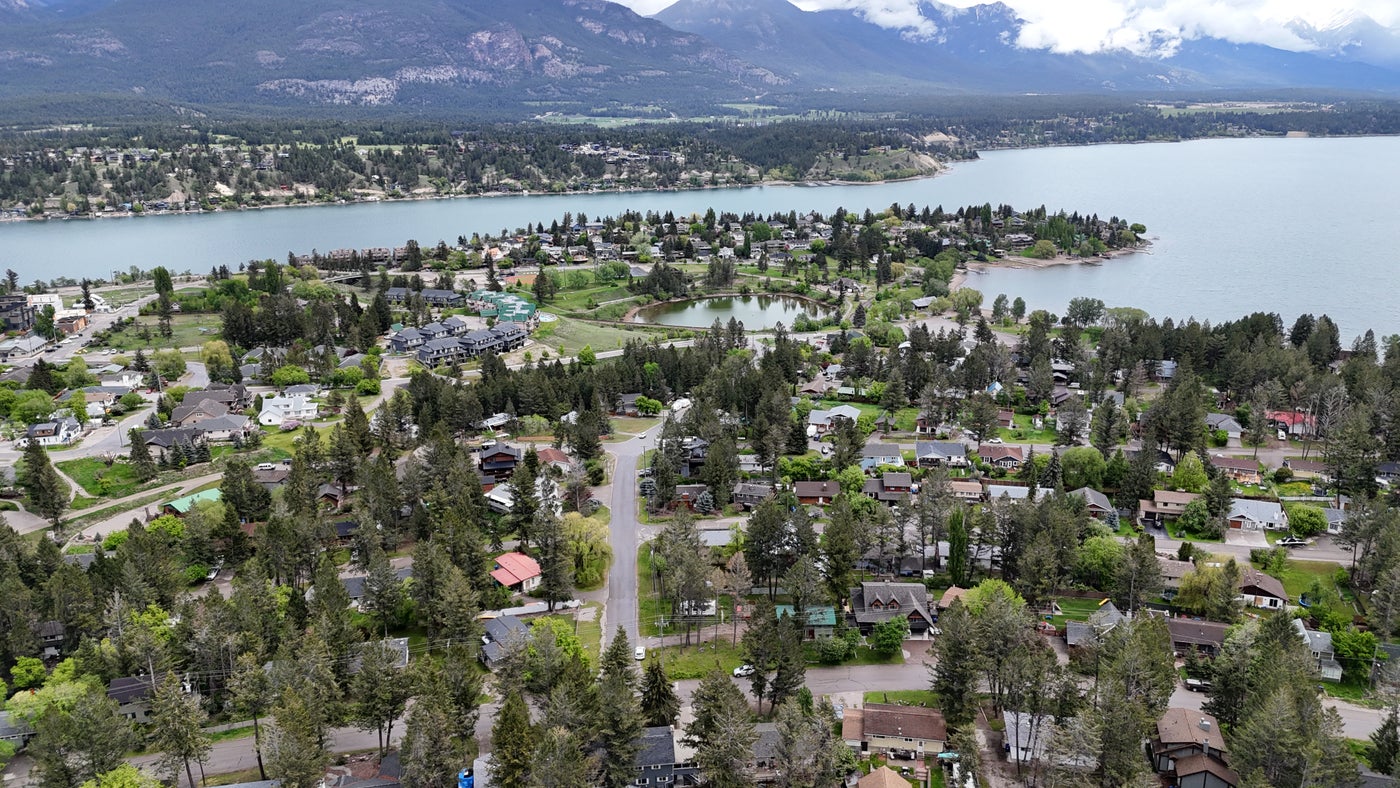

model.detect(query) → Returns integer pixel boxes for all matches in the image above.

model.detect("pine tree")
[530,726,593,788]
[351,641,411,757]
[640,658,681,727]
[1369,703,1400,775]
[229,652,272,781]
[685,668,756,788]
[534,511,573,612]
[400,666,466,788]
[266,688,329,788]
[929,600,979,728]
[21,437,67,528]
[127,430,158,481]
[595,627,643,788]
[491,691,535,787]
[149,673,211,788]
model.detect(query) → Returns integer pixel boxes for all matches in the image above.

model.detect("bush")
[869,616,908,657]
[183,564,209,586]
[1211,429,1229,447]
[817,635,854,664]
[356,378,381,396]
[1273,467,1294,484]
[101,531,129,551]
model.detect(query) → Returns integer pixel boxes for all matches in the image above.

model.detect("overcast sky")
[623,0,1400,56]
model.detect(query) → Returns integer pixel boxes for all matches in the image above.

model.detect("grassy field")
[98,313,223,351]
[651,638,746,680]
[863,689,937,706]
[56,457,146,498]
[611,417,660,437]
[1268,559,1345,601]
[1045,596,1109,629]
[530,318,663,359]
[998,414,1058,444]
[69,491,168,527]
[539,602,604,664]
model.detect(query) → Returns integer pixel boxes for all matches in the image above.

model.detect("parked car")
[1184,678,1212,692]
[733,664,755,677]
[634,647,646,661]
[1279,536,1308,548]
[985,437,1003,444]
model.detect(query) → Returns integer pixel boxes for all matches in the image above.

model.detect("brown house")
[841,703,947,757]
[1138,490,1199,525]
[979,445,1025,468]
[794,480,842,506]
[1238,568,1288,610]
[1209,455,1262,485]
[862,472,913,505]
[1149,708,1237,788]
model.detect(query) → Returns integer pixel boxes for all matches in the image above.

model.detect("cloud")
[618,0,1400,57]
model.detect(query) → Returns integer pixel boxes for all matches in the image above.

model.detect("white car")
[1278,536,1308,548]
[634,647,646,661]
[985,437,1004,444]
[733,664,756,677]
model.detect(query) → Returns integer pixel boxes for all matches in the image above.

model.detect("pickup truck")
[1184,678,1212,692]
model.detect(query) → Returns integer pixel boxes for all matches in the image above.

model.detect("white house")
[258,394,318,427]
[23,417,81,447]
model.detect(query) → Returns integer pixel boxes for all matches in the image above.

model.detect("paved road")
[604,430,654,648]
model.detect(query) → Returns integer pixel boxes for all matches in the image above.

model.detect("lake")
[629,294,828,329]
[2,135,1397,336]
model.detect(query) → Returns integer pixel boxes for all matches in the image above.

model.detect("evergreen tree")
[534,511,573,612]
[351,641,411,757]
[266,688,329,788]
[149,673,211,788]
[491,691,535,787]
[1370,704,1400,776]
[640,658,681,727]
[229,652,272,781]
[28,689,137,788]
[21,437,67,528]
[127,430,158,482]
[685,668,757,788]
[929,600,979,728]
[400,668,466,788]
[596,627,643,788]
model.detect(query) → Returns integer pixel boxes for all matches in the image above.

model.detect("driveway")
[1224,528,1270,548]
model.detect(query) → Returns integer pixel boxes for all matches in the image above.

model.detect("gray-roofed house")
[731,482,774,509]
[863,472,913,505]
[987,484,1032,501]
[1226,498,1287,531]
[861,442,904,467]
[480,615,530,669]
[1064,600,1125,649]
[108,676,164,723]
[915,441,968,468]
[1166,617,1231,656]
[388,328,425,353]
[1206,413,1244,443]
[635,726,697,786]
[848,581,933,635]
[1294,619,1343,682]
[0,710,35,747]
[1069,487,1114,519]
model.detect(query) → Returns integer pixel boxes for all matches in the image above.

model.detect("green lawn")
[97,313,224,351]
[55,457,146,499]
[611,416,661,437]
[1044,596,1109,629]
[1164,520,1225,543]
[639,545,667,637]
[1266,559,1345,601]
[538,602,604,664]
[841,645,905,666]
[998,414,1058,444]
[651,638,746,680]
[863,689,937,706]
[69,491,168,527]
[530,317,666,359]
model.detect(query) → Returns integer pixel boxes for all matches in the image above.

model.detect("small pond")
[629,294,830,329]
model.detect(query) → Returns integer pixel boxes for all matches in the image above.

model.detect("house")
[1149,709,1236,788]
[1266,409,1315,437]
[861,442,905,468]
[915,441,968,468]
[1205,413,1243,443]
[986,484,1032,501]
[1065,600,1126,649]
[477,412,513,431]
[1283,458,1330,481]
[35,620,66,659]
[841,703,946,757]
[1294,619,1344,682]
[1003,710,1052,765]
[872,412,897,433]
[807,404,862,436]
[794,480,842,506]
[679,436,710,478]
[1159,558,1196,594]
[775,605,838,639]
[1210,455,1262,485]
[0,710,35,748]
[859,767,912,788]
[258,395,318,427]
[385,286,463,307]
[387,328,425,353]
[23,417,81,447]
[938,587,969,611]
[614,393,643,416]
[338,567,413,610]
[317,484,352,510]
[196,414,255,443]
[979,445,1025,469]
[161,489,222,516]
[107,676,165,723]
[284,383,320,398]
[635,726,698,787]
[143,427,205,449]
[1166,617,1231,656]
[949,480,984,503]
[480,615,531,669]
[1138,490,1199,525]
[849,581,934,634]
[479,444,524,481]
[1069,487,1114,519]
[416,337,467,366]
[1238,567,1288,610]
[672,483,709,511]
[1226,498,1287,531]
[732,482,774,509]
[491,552,542,594]
[798,377,834,396]
[535,447,575,473]
[996,409,1016,429]
[863,472,913,505]
[171,399,229,427]
[1322,506,1347,534]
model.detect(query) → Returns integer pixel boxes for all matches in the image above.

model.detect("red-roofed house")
[1266,410,1316,437]
[536,447,576,473]
[491,552,542,594]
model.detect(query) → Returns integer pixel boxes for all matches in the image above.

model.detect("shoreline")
[622,291,833,326]
[0,164,953,226]
[952,245,1150,291]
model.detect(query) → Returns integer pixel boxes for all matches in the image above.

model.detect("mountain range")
[0,0,1396,115]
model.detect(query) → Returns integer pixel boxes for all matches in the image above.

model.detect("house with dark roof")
[1294,618,1343,682]
[1165,617,1230,656]
[107,676,165,723]
[479,444,524,481]
[1238,568,1288,610]
[388,327,425,353]
[793,480,841,506]
[0,710,35,748]
[732,482,774,509]
[480,615,531,669]
[1149,708,1237,788]
[1205,413,1243,442]
[849,581,933,635]
[635,726,698,786]
[863,472,913,505]
[1210,455,1262,485]
[1159,558,1196,595]
[862,442,904,468]
[1139,490,1198,525]
[979,445,1024,469]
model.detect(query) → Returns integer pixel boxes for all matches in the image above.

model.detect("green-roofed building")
[774,605,838,640]
[467,290,537,323]
[162,489,222,516]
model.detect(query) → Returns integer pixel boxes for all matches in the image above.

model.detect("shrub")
[1273,467,1294,484]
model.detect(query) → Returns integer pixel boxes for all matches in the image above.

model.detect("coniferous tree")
[401,666,466,788]
[149,673,211,788]
[21,437,67,528]
[640,658,681,727]
[28,689,137,788]
[534,510,573,612]
[266,688,329,788]
[930,600,979,728]
[685,668,757,788]
[229,652,272,781]
[595,628,643,788]
[491,691,535,787]
[351,641,411,757]
[127,429,158,482]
